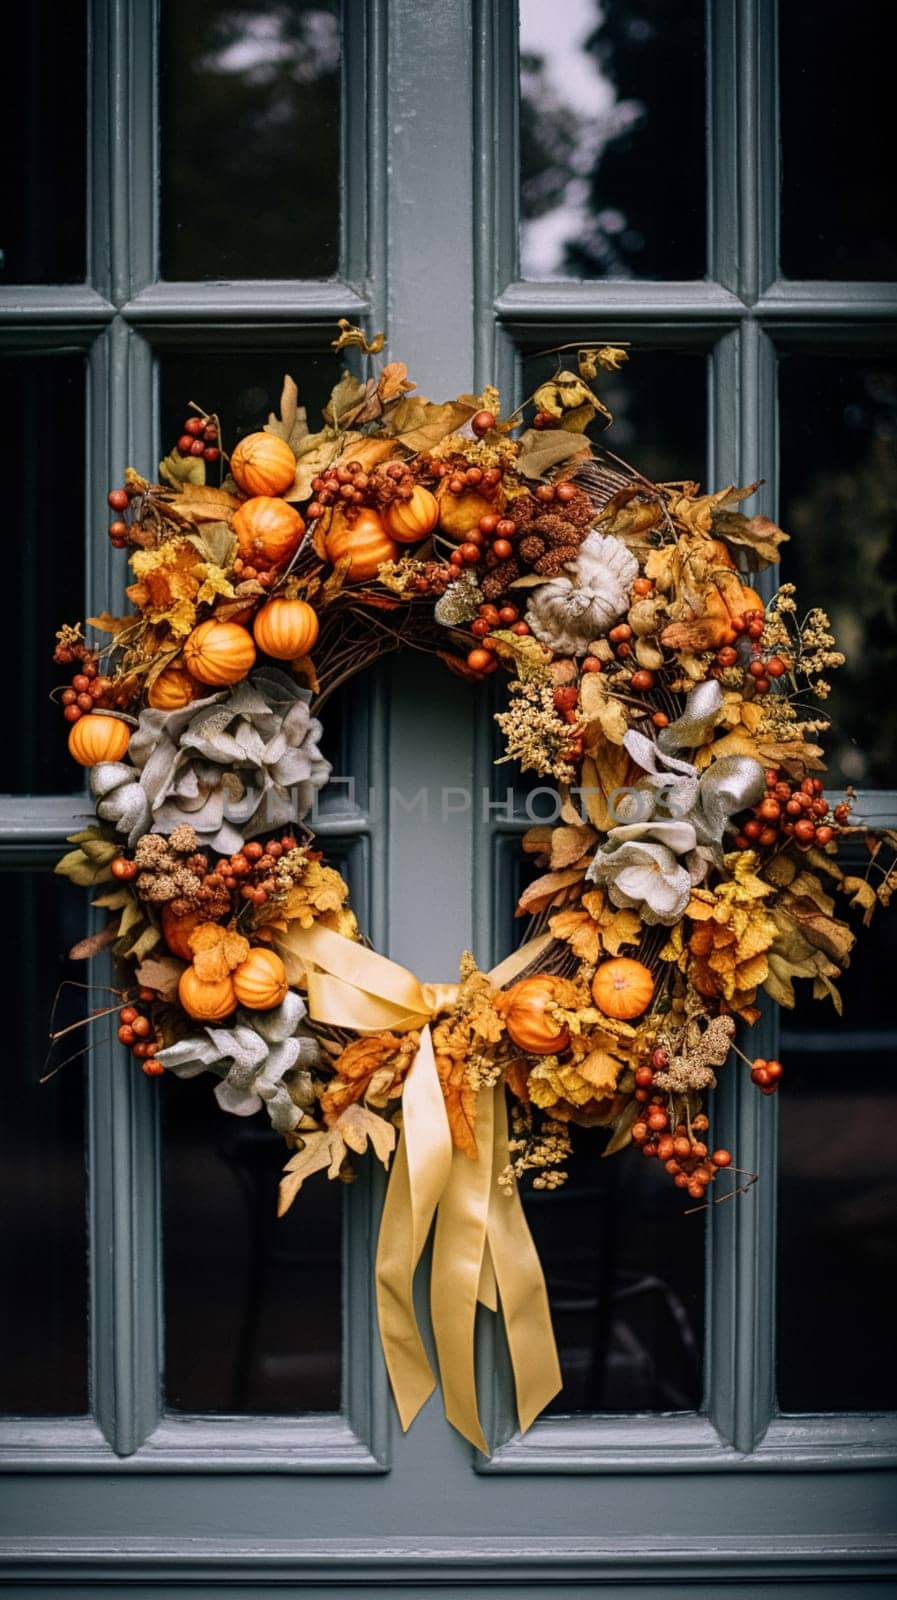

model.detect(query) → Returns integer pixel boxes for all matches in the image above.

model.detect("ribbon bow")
[274,922,562,1452]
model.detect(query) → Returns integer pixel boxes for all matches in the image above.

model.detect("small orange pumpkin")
[499,975,571,1055]
[232,495,305,570]
[323,507,398,582]
[68,713,131,768]
[184,620,257,685]
[147,666,202,711]
[436,479,505,542]
[591,958,654,1021]
[232,947,289,1011]
[384,485,439,543]
[252,597,320,660]
[178,966,237,1021]
[161,904,207,961]
[229,431,297,497]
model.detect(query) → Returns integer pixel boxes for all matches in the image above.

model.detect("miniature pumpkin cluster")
[51,328,894,1229]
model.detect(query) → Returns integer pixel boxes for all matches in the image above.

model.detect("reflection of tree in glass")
[161,2,340,281]
[519,0,705,280]
[782,370,897,789]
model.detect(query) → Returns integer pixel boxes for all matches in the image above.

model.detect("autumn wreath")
[52,323,895,1448]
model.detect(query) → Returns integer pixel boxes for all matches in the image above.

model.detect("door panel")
[1,0,895,1593]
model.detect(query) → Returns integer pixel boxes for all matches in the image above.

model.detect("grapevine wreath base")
[52,326,895,1448]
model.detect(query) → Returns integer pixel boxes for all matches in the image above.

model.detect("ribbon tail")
[486,1088,563,1434]
[374,1025,453,1431]
[430,1089,496,1454]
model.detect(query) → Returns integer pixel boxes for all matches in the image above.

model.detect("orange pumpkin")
[591,958,654,1021]
[499,975,571,1055]
[252,598,320,660]
[323,507,398,582]
[161,904,207,961]
[68,713,131,768]
[232,947,289,1010]
[436,479,505,542]
[232,495,305,570]
[384,485,439,543]
[147,666,201,711]
[178,966,237,1021]
[184,620,257,685]
[229,431,297,497]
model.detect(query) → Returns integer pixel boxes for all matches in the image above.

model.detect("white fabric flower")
[157,990,319,1135]
[525,533,639,655]
[587,819,698,924]
[92,667,331,853]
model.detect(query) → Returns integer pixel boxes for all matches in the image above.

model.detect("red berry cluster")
[630,1051,733,1201]
[218,835,299,908]
[734,770,845,853]
[750,1056,783,1095]
[118,989,162,1075]
[54,644,115,724]
[710,610,787,694]
[106,484,142,548]
[465,600,529,674]
[307,459,396,522]
[175,414,220,464]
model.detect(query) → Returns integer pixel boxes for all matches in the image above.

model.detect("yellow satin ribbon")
[274,921,563,1452]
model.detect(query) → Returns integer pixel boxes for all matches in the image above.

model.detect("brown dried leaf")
[164,485,242,525]
[549,824,598,869]
[134,954,186,1001]
[841,874,878,926]
[436,1052,478,1160]
[278,1127,348,1215]
[515,867,585,918]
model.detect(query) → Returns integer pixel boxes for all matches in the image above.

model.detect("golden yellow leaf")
[188,923,250,982]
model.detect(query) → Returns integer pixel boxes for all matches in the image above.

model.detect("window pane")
[779,355,897,790]
[160,348,342,463]
[777,882,897,1411]
[163,1076,341,1413]
[519,0,705,281]
[495,833,705,1414]
[160,1,341,281]
[0,1,86,284]
[780,0,897,281]
[163,836,359,1415]
[1,356,86,795]
[525,1130,705,1413]
[0,873,88,1414]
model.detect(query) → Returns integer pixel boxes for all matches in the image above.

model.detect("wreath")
[51,324,895,1449]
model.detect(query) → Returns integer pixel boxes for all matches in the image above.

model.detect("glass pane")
[160,1,341,281]
[163,838,359,1415]
[779,355,897,790]
[0,1,86,284]
[0,872,88,1414]
[1,356,86,795]
[163,1076,341,1413]
[160,348,343,464]
[525,1129,705,1412]
[495,840,705,1414]
[777,878,897,1411]
[780,0,897,281]
[519,0,706,280]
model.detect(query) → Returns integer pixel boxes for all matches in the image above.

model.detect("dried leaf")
[435,1051,478,1159]
[549,824,598,869]
[330,319,385,356]
[68,924,119,960]
[335,1102,396,1167]
[134,954,186,1000]
[391,397,479,452]
[489,627,553,681]
[841,874,878,926]
[189,923,250,982]
[577,1048,623,1095]
[579,673,629,745]
[164,485,242,525]
[278,1127,348,1215]
[515,427,592,482]
[515,867,585,918]
[602,1098,639,1156]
